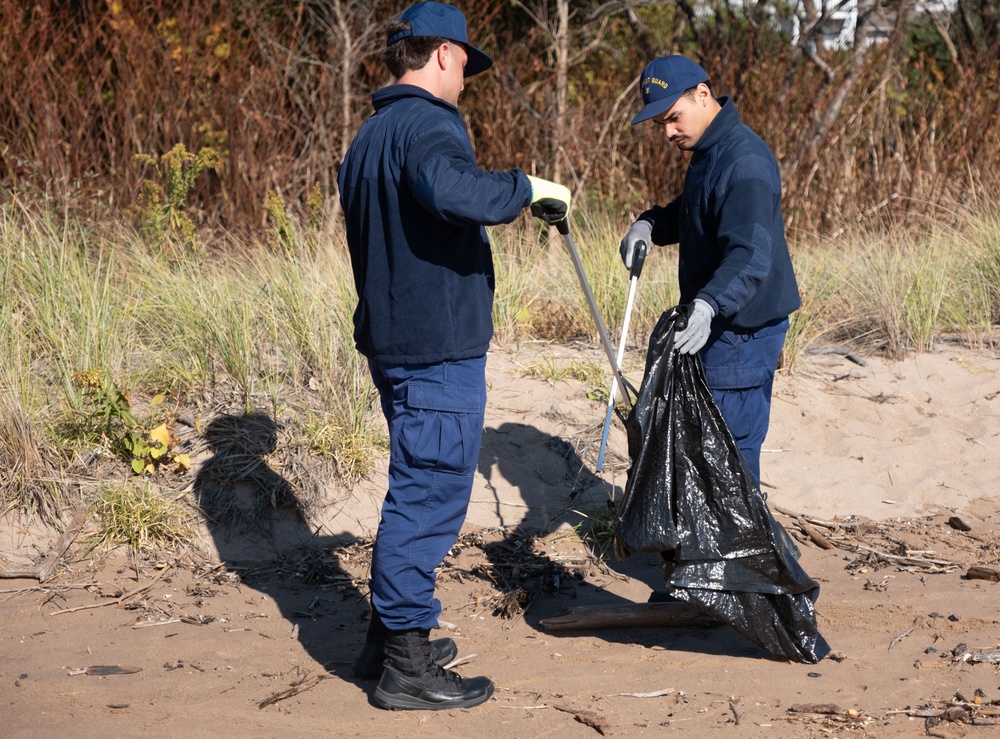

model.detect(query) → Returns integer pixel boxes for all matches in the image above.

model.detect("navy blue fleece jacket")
[338,85,532,363]
[640,97,800,330]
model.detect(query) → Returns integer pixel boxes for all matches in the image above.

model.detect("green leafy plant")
[72,371,191,475]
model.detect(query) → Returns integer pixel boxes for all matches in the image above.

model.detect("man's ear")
[435,42,451,70]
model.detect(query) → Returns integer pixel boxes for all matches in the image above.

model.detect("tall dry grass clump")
[0,204,388,529]
[0,395,64,524]
[3,201,1000,528]
[782,205,1000,360]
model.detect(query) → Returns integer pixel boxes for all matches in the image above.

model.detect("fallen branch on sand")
[886,698,1000,726]
[829,540,956,569]
[772,506,834,549]
[775,703,869,729]
[49,565,169,615]
[539,602,716,631]
[772,507,960,571]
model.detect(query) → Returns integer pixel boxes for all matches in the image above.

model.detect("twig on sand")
[779,704,868,727]
[0,583,94,600]
[443,653,477,670]
[888,627,913,652]
[258,674,329,709]
[49,567,168,615]
[805,345,869,366]
[609,688,675,698]
[886,699,1000,725]
[833,541,956,569]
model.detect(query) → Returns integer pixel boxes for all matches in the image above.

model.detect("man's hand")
[675,299,715,355]
[620,220,652,269]
[527,176,570,224]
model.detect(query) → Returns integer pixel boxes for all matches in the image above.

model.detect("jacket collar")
[372,83,459,114]
[692,96,739,153]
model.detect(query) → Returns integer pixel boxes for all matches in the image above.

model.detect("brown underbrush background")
[1,0,998,239]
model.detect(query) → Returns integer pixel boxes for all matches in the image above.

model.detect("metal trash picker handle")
[595,240,646,472]
[553,219,637,409]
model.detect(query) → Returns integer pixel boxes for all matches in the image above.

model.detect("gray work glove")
[619,220,652,270]
[675,298,715,355]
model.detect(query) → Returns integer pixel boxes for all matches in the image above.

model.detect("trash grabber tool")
[595,240,646,472]
[554,219,637,406]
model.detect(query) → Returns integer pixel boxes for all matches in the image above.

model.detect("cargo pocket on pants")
[402,381,482,474]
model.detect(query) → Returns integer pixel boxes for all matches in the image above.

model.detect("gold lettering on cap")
[641,76,669,95]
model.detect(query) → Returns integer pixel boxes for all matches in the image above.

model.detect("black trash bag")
[613,306,830,664]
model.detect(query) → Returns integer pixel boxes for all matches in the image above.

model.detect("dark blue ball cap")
[631,55,710,125]
[389,2,494,78]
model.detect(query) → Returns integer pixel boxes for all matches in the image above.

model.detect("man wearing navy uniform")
[338,1,570,711]
[619,55,800,487]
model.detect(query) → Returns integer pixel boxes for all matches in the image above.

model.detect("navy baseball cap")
[631,55,710,125]
[389,2,493,78]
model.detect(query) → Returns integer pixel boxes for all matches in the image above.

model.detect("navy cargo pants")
[699,318,788,486]
[366,355,487,632]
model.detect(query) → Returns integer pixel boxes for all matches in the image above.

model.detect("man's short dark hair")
[384,20,448,79]
[681,83,711,101]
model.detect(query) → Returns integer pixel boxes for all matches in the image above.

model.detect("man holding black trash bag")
[338,1,570,712]
[619,54,800,486]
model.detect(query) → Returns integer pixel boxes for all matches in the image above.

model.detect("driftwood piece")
[946,516,972,531]
[772,506,834,549]
[966,565,1000,582]
[0,511,87,581]
[539,602,715,631]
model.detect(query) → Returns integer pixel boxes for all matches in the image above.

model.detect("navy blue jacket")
[338,85,532,363]
[640,97,800,330]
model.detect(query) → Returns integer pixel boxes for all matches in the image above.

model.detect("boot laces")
[426,661,463,689]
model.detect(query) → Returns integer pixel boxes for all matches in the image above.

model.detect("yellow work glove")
[526,175,570,225]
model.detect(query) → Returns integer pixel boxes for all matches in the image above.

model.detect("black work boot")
[374,628,494,710]
[353,607,458,680]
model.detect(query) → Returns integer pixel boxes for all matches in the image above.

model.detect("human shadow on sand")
[473,420,775,661]
[191,411,382,692]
